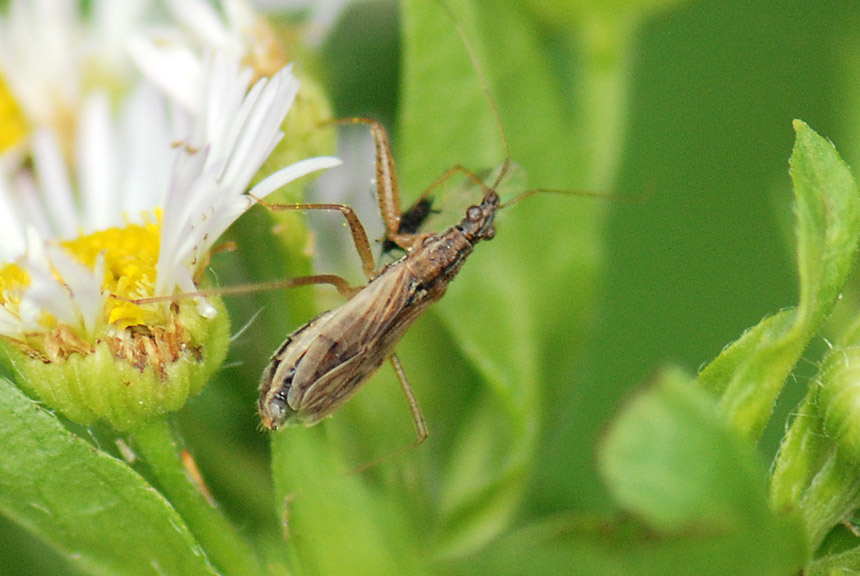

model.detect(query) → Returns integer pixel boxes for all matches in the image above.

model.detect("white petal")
[14,171,55,241]
[155,55,340,305]
[31,130,78,238]
[165,0,235,51]
[128,36,202,111]
[21,230,79,329]
[221,67,299,189]
[119,82,173,217]
[0,305,27,338]
[0,174,27,260]
[78,93,118,232]
[249,156,343,199]
[44,245,105,335]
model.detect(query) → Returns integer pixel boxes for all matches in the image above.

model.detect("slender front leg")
[252,196,378,281]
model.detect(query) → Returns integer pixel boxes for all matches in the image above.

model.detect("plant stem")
[132,418,266,576]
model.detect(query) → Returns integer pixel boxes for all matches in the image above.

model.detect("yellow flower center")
[0,262,29,309]
[0,212,165,338]
[0,72,28,154]
[65,214,163,328]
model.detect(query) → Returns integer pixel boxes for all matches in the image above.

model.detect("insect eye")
[467,206,482,221]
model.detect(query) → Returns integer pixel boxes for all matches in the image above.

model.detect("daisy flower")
[0,0,152,160]
[0,0,291,162]
[129,0,289,110]
[0,54,339,431]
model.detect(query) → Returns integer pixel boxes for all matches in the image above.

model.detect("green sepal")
[0,299,229,431]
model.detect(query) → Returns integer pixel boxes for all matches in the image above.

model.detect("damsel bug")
[253,5,590,447]
[255,116,505,440]
[124,3,610,452]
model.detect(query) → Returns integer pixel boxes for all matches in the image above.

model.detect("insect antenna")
[501,186,653,210]
[434,1,650,213]
[434,0,512,193]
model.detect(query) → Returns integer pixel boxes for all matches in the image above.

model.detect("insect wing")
[296,352,374,425]
[287,264,419,423]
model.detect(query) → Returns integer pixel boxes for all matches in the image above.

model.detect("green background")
[320,0,857,516]
[3,0,859,573]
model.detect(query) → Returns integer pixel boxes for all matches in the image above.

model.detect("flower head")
[0,2,339,430]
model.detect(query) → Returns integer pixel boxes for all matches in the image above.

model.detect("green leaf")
[456,511,807,576]
[697,121,860,439]
[0,378,218,576]
[591,367,808,575]
[269,426,428,576]
[435,400,526,558]
[600,366,767,529]
[399,0,607,554]
[792,120,860,322]
[696,308,802,437]
[448,515,626,576]
[399,0,542,553]
[272,0,636,568]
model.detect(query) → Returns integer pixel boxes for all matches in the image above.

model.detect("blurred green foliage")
[5,0,860,574]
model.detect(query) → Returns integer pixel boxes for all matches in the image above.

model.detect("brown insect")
[252,1,626,448]
[254,8,545,444]
[123,5,604,452]
[256,123,508,444]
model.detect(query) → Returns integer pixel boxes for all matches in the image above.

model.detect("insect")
[257,139,503,437]
[254,10,562,443]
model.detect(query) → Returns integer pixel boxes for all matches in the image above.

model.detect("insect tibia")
[250,193,378,280]
[322,116,404,245]
[346,354,428,475]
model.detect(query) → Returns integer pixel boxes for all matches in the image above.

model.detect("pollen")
[0,72,28,154]
[60,214,162,329]
[0,262,29,308]
[0,214,165,337]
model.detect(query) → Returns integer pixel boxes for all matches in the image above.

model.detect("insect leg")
[127,274,358,306]
[390,353,428,447]
[251,196,377,281]
[327,117,419,251]
[347,354,427,474]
